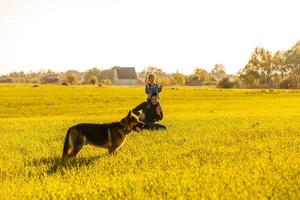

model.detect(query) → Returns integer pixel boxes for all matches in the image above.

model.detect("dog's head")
[120,110,144,134]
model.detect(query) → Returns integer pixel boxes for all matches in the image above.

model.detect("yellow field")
[0,85,300,199]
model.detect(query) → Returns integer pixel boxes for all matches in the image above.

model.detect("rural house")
[41,75,59,84]
[112,67,138,85]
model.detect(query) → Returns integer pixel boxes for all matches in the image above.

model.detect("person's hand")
[156,106,162,115]
[139,113,145,121]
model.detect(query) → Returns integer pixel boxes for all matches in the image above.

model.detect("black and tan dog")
[62,110,143,158]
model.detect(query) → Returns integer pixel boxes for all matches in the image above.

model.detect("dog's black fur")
[62,110,143,158]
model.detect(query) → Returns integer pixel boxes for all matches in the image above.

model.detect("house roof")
[114,67,137,79]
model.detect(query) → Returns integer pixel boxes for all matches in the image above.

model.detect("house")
[188,79,202,86]
[112,67,138,85]
[41,75,59,84]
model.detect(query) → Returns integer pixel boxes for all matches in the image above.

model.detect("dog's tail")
[62,129,71,158]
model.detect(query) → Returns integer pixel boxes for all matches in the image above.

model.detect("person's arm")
[157,83,163,93]
[155,105,163,121]
[156,113,163,121]
[132,102,147,116]
[145,84,150,94]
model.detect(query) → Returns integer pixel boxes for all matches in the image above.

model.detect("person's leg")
[142,121,154,130]
[151,123,167,130]
[141,122,167,130]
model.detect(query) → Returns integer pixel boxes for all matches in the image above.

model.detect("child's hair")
[148,74,155,80]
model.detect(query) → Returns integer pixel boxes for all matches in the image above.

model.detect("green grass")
[0,84,300,199]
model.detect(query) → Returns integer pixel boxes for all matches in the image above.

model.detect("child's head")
[148,74,155,84]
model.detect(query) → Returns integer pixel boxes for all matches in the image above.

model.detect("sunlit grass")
[0,85,300,199]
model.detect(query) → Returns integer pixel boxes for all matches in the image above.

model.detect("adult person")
[132,93,167,130]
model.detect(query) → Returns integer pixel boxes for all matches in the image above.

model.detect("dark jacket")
[132,101,163,123]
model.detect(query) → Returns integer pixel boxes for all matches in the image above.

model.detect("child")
[145,73,163,109]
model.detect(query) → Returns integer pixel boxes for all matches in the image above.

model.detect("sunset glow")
[1,0,300,75]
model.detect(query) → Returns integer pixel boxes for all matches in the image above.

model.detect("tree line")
[0,65,229,87]
[238,40,300,88]
[0,68,112,85]
[1,40,300,88]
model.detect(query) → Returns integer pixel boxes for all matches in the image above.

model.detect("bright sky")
[0,0,300,75]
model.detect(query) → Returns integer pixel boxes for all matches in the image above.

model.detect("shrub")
[101,79,111,85]
[89,76,98,85]
[217,77,234,88]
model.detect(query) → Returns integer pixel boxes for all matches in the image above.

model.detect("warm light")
[0,0,300,75]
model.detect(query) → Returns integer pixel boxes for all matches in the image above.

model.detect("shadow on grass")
[30,154,107,175]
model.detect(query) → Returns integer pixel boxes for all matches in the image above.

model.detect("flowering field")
[0,85,300,199]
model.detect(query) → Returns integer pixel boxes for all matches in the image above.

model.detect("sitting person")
[132,93,167,130]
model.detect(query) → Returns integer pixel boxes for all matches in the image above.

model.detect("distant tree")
[217,77,234,88]
[285,64,300,88]
[141,66,167,83]
[272,50,287,84]
[194,68,210,83]
[98,69,114,82]
[158,77,171,86]
[84,68,101,83]
[285,41,300,87]
[65,70,79,84]
[0,76,14,83]
[279,79,293,89]
[238,65,260,87]
[172,71,186,85]
[238,47,273,87]
[211,64,226,81]
[89,75,98,85]
[253,47,273,85]
[143,66,165,75]
[66,74,76,84]
[285,41,300,65]
[186,74,200,86]
[185,67,217,86]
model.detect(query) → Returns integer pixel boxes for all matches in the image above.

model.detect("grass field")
[0,84,300,199]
